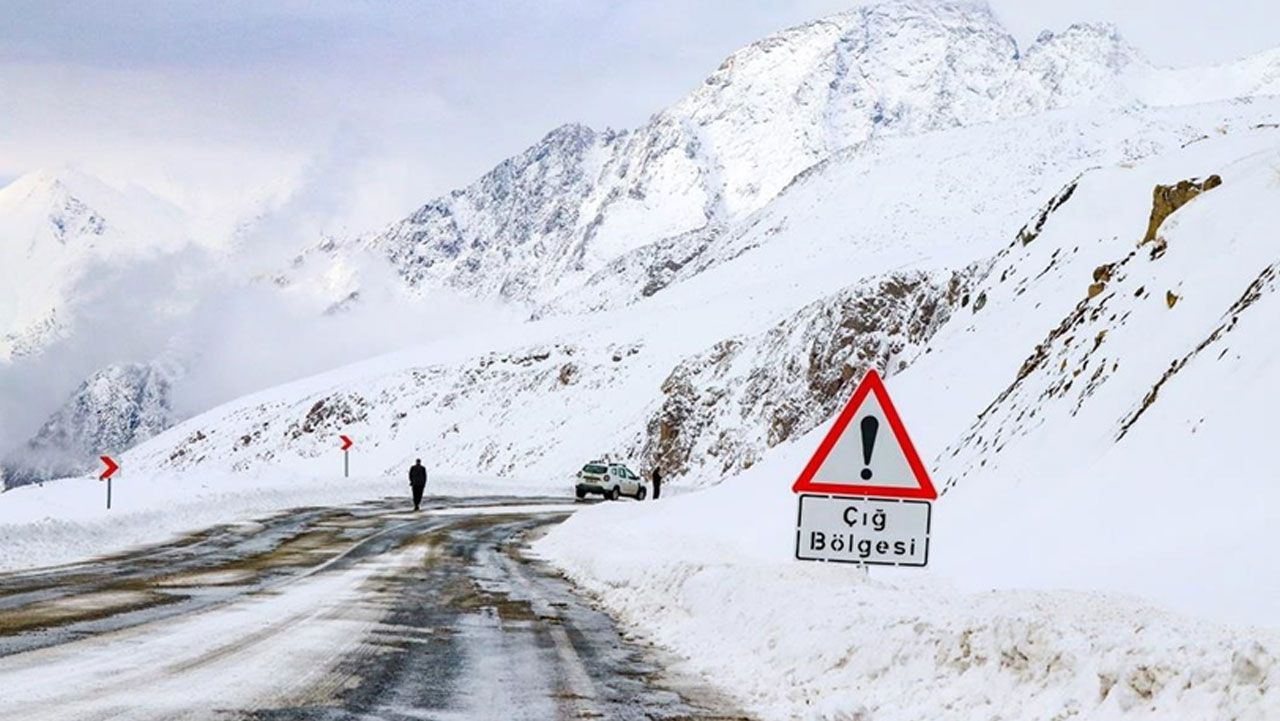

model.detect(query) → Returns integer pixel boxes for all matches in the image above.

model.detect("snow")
[532,125,1280,719]
[925,129,1280,626]
[539,515,1280,719]
[3,362,176,486]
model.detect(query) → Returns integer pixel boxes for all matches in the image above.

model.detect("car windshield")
[582,464,607,475]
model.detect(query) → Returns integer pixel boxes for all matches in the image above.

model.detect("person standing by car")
[409,459,428,511]
[652,467,662,500]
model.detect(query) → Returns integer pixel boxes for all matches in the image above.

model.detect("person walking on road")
[409,459,428,511]
[652,467,662,500]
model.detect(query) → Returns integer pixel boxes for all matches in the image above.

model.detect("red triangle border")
[791,368,937,500]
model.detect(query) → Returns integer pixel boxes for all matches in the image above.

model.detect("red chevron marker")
[340,435,354,478]
[99,455,120,481]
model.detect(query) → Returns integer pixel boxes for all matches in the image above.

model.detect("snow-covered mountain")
[524,122,1280,720]
[353,1,1280,310]
[1,362,175,488]
[0,169,190,362]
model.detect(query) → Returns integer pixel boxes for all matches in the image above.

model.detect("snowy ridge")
[542,102,1265,317]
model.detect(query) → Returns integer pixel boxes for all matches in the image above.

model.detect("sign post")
[340,435,354,478]
[99,455,119,510]
[791,369,937,566]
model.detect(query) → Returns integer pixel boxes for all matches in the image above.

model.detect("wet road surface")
[0,496,748,720]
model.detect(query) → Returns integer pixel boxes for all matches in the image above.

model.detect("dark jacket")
[409,464,427,487]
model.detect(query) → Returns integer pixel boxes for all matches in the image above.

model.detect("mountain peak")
[541,122,597,145]
[0,167,135,226]
[1026,20,1143,70]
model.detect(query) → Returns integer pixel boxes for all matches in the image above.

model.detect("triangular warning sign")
[792,369,937,500]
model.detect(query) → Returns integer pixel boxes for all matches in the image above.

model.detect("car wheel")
[575,488,586,499]
[636,487,647,501]
[606,487,619,501]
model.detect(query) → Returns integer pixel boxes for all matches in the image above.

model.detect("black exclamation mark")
[860,416,879,480]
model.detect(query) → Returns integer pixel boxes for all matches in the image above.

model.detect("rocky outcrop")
[638,269,973,479]
[1142,175,1222,244]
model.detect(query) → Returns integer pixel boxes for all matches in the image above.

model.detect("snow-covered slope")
[542,101,1271,316]
[535,124,1280,720]
[119,97,1280,493]
[923,128,1280,620]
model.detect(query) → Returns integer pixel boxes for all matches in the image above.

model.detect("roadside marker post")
[340,435,354,478]
[791,369,937,566]
[99,455,120,510]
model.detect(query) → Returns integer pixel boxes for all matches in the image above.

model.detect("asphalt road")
[0,496,748,720]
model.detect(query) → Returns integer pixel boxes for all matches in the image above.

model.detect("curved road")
[0,496,747,720]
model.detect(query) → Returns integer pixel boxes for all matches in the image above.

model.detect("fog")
[0,243,518,463]
[0,138,521,471]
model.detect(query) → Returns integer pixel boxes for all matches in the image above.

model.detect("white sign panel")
[795,494,931,567]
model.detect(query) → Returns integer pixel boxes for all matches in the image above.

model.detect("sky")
[1,0,1278,237]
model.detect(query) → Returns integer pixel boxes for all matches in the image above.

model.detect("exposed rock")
[1166,291,1180,308]
[288,394,370,439]
[558,363,579,385]
[1148,237,1169,260]
[1142,175,1222,244]
[1018,175,1081,245]
[639,269,973,479]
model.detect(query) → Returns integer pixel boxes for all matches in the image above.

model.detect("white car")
[575,461,647,501]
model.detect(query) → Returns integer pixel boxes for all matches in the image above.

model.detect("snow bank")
[535,445,1280,720]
